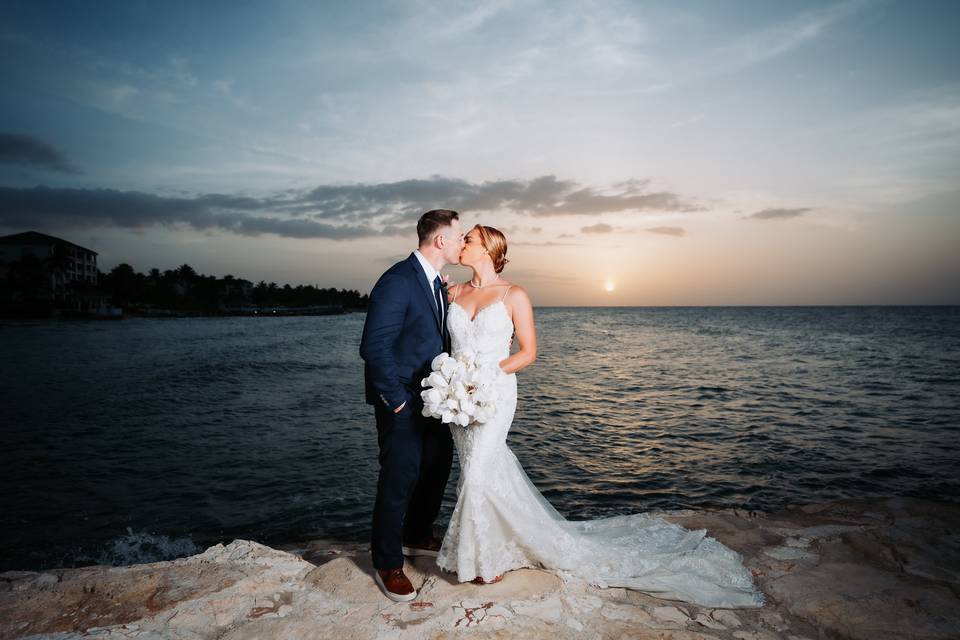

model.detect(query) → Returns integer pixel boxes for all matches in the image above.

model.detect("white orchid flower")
[431,352,449,371]
[426,371,448,389]
[439,357,457,378]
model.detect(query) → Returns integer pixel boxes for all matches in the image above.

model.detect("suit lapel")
[407,253,442,333]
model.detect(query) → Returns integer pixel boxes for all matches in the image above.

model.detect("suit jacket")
[360,253,448,409]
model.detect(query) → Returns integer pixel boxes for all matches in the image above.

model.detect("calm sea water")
[2,307,958,572]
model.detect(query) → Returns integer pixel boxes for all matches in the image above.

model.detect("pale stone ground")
[1,497,958,639]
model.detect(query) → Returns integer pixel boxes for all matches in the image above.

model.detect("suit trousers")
[371,392,453,570]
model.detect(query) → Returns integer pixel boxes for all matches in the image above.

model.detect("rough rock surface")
[1,497,958,639]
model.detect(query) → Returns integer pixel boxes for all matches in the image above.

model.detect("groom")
[359,209,464,601]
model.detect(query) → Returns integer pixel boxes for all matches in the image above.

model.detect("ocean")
[2,306,958,572]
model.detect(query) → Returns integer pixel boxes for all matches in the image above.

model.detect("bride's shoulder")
[500,281,532,307]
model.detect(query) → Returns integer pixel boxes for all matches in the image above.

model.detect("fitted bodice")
[447,300,513,364]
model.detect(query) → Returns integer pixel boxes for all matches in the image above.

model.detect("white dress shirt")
[413,249,444,322]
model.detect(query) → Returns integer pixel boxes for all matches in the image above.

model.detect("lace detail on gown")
[435,300,766,608]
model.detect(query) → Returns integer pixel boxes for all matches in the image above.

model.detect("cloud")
[303,175,703,220]
[512,240,583,247]
[697,0,873,79]
[581,223,613,234]
[667,114,704,129]
[0,175,705,241]
[603,0,875,97]
[746,207,812,220]
[0,186,387,240]
[504,267,578,283]
[0,133,77,174]
[646,226,686,237]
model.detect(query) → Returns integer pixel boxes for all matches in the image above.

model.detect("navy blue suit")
[359,253,453,569]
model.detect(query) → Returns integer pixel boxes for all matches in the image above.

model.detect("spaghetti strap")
[499,284,512,302]
[451,283,461,303]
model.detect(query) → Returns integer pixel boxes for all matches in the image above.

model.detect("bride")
[432,224,765,609]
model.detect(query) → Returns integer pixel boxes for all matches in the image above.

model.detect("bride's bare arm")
[499,286,536,374]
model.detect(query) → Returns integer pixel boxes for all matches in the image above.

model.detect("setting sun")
[604,281,615,293]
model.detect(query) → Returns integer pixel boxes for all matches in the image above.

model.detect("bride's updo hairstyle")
[473,224,510,273]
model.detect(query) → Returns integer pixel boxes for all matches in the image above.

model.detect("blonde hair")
[472,224,509,273]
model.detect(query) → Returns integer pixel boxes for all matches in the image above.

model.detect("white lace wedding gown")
[435,296,766,608]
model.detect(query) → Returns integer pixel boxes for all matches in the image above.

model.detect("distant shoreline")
[0,305,368,321]
[1,304,957,323]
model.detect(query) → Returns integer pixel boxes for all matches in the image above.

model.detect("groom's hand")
[393,401,406,413]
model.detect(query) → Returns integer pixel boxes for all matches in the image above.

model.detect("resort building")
[0,230,115,315]
[0,230,99,288]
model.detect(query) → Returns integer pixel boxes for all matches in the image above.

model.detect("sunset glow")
[0,2,957,305]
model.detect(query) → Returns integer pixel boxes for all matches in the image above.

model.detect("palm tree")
[176,264,197,281]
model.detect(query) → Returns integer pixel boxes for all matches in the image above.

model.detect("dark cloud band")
[0,176,704,240]
[0,133,76,174]
[646,226,686,236]
[581,223,613,233]
[0,186,385,239]
[304,175,702,220]
[746,207,812,220]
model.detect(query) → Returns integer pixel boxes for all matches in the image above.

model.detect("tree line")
[101,263,369,312]
[0,253,368,315]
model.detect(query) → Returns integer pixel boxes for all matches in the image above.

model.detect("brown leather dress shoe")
[401,535,443,558]
[375,567,417,602]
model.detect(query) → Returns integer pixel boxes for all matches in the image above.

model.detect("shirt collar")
[413,249,441,285]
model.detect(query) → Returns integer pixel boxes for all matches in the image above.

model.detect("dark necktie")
[433,275,444,329]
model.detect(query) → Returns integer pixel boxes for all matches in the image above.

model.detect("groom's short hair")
[417,209,459,245]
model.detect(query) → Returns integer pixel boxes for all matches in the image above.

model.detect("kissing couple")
[359,209,765,608]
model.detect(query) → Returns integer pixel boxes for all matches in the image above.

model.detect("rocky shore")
[2,497,958,639]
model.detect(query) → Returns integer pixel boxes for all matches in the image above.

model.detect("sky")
[0,0,958,305]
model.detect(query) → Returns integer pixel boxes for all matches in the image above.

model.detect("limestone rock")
[693,612,726,630]
[1,497,957,640]
[652,605,691,625]
[762,547,818,562]
[733,630,783,640]
[711,609,743,627]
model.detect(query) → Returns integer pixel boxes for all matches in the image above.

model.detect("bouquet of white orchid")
[420,349,500,427]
